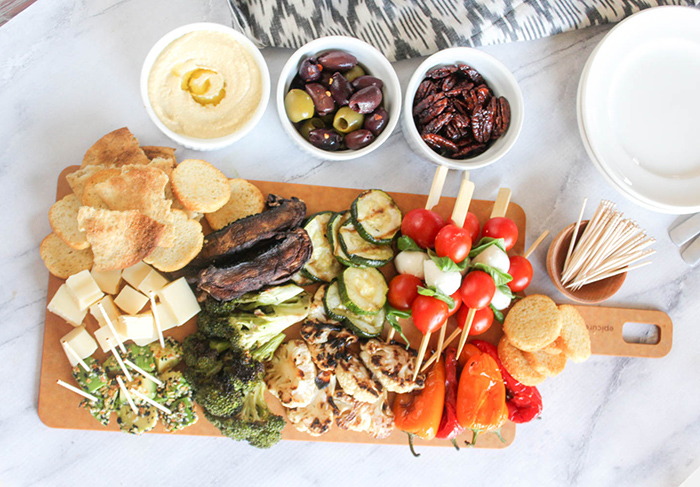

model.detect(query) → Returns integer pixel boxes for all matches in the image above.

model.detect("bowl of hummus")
[141,23,270,151]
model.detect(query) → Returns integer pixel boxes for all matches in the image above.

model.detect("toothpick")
[563,198,587,271]
[97,302,125,354]
[117,376,138,415]
[61,340,90,372]
[57,379,98,402]
[106,337,132,382]
[524,230,550,259]
[149,292,165,348]
[568,260,652,289]
[129,388,172,415]
[124,359,163,387]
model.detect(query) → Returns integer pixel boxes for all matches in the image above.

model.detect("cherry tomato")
[401,209,446,249]
[448,290,462,317]
[449,212,480,247]
[387,274,423,311]
[434,225,472,263]
[482,217,519,251]
[411,295,449,334]
[456,306,494,336]
[507,255,533,293]
[459,271,495,310]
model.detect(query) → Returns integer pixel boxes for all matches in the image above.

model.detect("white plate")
[580,6,700,214]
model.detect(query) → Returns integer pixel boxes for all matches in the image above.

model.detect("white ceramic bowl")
[402,48,524,170]
[140,22,270,151]
[276,36,401,161]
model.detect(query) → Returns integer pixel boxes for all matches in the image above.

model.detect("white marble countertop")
[1,1,699,485]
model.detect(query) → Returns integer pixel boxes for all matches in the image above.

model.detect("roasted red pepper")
[393,357,445,457]
[435,347,464,449]
[456,346,508,445]
[471,339,543,424]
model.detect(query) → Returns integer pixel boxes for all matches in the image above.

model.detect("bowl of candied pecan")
[276,36,401,161]
[402,48,524,169]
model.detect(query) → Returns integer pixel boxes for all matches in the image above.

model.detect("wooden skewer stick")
[435,171,474,363]
[106,337,132,382]
[57,379,98,402]
[61,340,90,372]
[124,359,164,387]
[421,327,461,372]
[97,302,126,354]
[490,188,512,219]
[149,293,165,348]
[130,388,172,415]
[117,376,138,415]
[387,165,449,345]
[455,308,477,358]
[412,332,431,381]
[524,230,550,259]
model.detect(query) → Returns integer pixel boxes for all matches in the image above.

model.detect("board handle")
[573,305,672,358]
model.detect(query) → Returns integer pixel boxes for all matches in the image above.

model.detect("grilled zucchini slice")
[323,281,385,338]
[328,211,356,267]
[338,219,394,267]
[350,189,402,245]
[302,211,344,282]
[337,267,388,315]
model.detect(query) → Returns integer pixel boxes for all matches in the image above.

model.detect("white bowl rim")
[140,22,270,151]
[402,47,524,170]
[275,35,402,162]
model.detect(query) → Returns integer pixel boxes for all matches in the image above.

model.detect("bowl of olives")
[276,36,401,161]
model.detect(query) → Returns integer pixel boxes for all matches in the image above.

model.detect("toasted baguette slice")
[503,294,563,352]
[556,305,591,363]
[498,336,546,386]
[65,165,105,199]
[205,179,265,231]
[81,168,121,208]
[77,207,165,271]
[171,159,230,213]
[49,194,89,250]
[82,127,149,167]
[144,210,204,272]
[522,349,567,377]
[40,233,93,278]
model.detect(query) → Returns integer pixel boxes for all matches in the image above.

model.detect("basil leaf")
[490,304,504,324]
[468,237,507,258]
[417,285,455,308]
[427,249,469,272]
[471,262,513,287]
[497,284,515,300]
[397,235,423,252]
[385,306,411,348]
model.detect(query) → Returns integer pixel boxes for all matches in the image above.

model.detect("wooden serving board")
[38,167,672,449]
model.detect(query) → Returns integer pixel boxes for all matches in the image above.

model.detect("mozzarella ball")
[424,259,462,296]
[490,286,512,310]
[394,251,429,280]
[472,245,510,273]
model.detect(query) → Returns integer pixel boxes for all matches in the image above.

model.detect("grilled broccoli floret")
[250,332,285,362]
[183,332,223,377]
[204,381,285,449]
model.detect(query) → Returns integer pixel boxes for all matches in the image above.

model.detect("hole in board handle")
[622,322,660,345]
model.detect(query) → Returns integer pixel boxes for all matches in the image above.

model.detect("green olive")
[333,106,364,134]
[299,118,325,140]
[284,89,315,123]
[344,65,366,83]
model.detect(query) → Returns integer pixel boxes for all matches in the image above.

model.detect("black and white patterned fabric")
[228,0,697,61]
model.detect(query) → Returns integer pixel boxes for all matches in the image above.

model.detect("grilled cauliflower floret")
[264,339,317,408]
[332,390,394,439]
[286,376,337,437]
[308,285,331,321]
[301,320,357,371]
[359,339,425,393]
[365,392,394,439]
[335,353,383,404]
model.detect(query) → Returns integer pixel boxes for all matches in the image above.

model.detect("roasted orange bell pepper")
[392,356,445,457]
[456,346,508,446]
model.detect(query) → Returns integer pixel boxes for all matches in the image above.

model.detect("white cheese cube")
[114,285,149,315]
[118,313,155,340]
[90,268,122,295]
[153,301,178,332]
[136,269,169,296]
[121,261,152,289]
[89,295,121,328]
[157,277,201,326]
[94,324,129,353]
[48,284,87,327]
[65,269,104,311]
[60,326,98,366]
[131,323,160,346]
